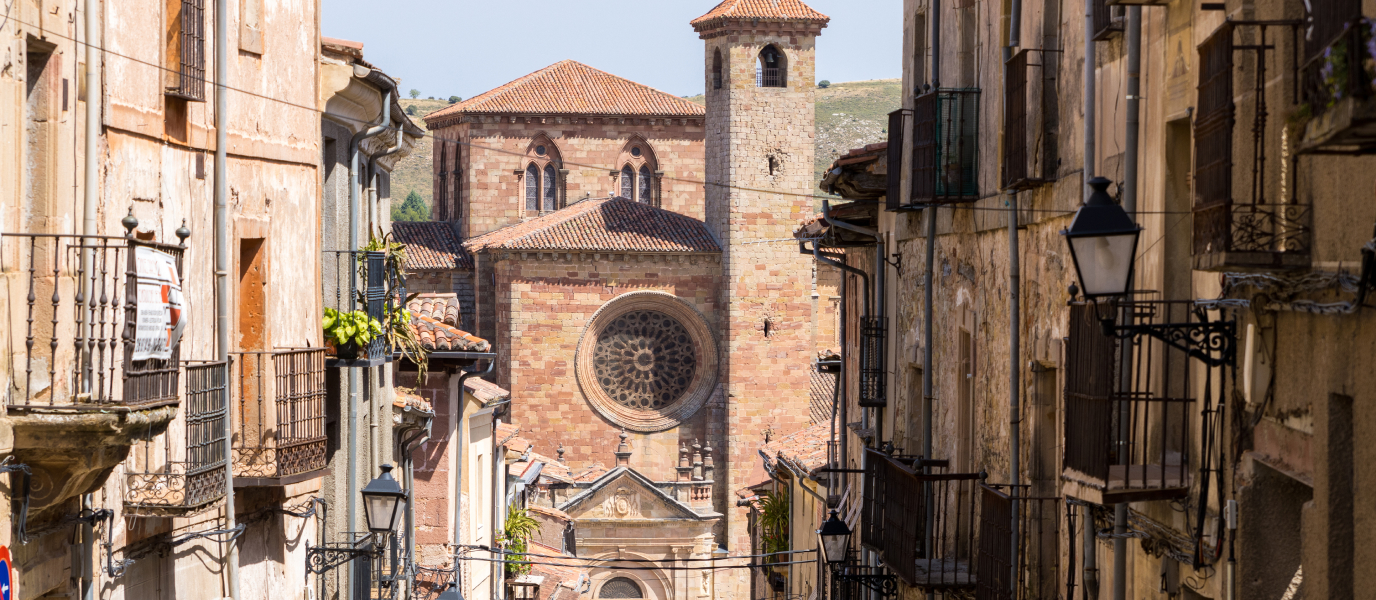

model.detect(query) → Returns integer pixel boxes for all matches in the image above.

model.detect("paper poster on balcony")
[132,246,188,361]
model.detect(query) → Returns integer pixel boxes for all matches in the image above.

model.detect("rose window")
[592,310,698,410]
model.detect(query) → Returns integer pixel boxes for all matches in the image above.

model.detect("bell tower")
[691,0,829,571]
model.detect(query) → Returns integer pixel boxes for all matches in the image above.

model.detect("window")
[525,164,539,212]
[638,166,652,204]
[543,164,557,212]
[712,49,723,90]
[600,578,643,599]
[165,0,206,101]
[620,165,634,198]
[436,143,448,220]
[756,45,786,88]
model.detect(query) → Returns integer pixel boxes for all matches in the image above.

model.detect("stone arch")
[616,136,660,205]
[521,134,564,214]
[589,553,672,600]
[757,44,787,87]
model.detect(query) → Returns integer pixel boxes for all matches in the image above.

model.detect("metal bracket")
[1102,316,1236,368]
[831,563,899,598]
[306,539,379,575]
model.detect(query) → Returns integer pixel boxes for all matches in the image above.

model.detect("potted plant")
[323,307,382,360]
[500,505,540,578]
[758,490,790,575]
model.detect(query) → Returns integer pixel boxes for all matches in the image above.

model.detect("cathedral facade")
[408,3,834,598]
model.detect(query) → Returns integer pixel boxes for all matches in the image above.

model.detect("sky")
[322,0,903,101]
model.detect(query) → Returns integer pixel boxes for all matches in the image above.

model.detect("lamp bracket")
[306,539,380,575]
[830,564,899,598]
[1102,314,1237,368]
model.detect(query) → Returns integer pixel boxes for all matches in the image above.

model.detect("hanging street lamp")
[361,463,408,534]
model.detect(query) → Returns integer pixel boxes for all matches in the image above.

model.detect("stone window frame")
[519,134,565,217]
[575,291,719,433]
[615,137,661,206]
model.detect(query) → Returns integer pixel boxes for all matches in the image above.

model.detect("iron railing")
[1064,299,1205,503]
[907,89,980,207]
[1,231,190,408]
[973,486,1061,600]
[1301,18,1376,138]
[123,360,228,517]
[324,250,402,366]
[757,67,786,88]
[1195,23,1311,268]
[166,0,206,101]
[862,449,986,589]
[230,349,328,483]
[858,317,887,407]
[1092,0,1124,40]
[1002,50,1049,191]
[886,110,910,209]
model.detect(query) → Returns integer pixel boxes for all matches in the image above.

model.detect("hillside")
[388,79,901,213]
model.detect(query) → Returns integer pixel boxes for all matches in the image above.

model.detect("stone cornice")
[490,251,721,264]
[428,113,705,130]
[694,20,827,40]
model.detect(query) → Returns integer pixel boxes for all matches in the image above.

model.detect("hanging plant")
[358,229,430,377]
[323,307,382,360]
[757,490,790,571]
[500,505,541,577]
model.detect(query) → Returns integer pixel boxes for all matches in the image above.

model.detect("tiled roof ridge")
[691,0,831,26]
[463,198,608,252]
[424,60,705,125]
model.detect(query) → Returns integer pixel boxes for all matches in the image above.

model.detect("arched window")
[712,49,723,90]
[620,165,634,198]
[638,165,652,204]
[757,45,786,88]
[543,164,557,212]
[436,142,448,221]
[599,577,643,599]
[525,163,539,212]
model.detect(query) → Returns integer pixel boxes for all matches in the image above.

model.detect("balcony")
[323,250,403,367]
[123,360,228,517]
[1002,51,1052,191]
[230,349,329,486]
[1092,0,1123,40]
[1062,300,1209,504]
[895,89,980,209]
[974,486,1062,600]
[1,228,190,522]
[862,450,986,589]
[1193,23,1311,272]
[858,317,886,407]
[1298,13,1375,153]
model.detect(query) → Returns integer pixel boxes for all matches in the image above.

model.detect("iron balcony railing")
[1092,0,1124,40]
[123,360,228,517]
[885,109,910,210]
[973,486,1062,600]
[756,67,785,88]
[230,349,328,485]
[904,89,980,208]
[1002,51,1051,191]
[1,227,191,409]
[1300,17,1376,148]
[324,250,403,367]
[166,0,206,101]
[1194,23,1311,270]
[858,317,887,407]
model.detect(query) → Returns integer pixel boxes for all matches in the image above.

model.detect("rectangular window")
[957,326,975,472]
[165,0,206,101]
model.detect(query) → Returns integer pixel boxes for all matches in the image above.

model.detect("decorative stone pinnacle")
[614,428,632,467]
[557,443,566,464]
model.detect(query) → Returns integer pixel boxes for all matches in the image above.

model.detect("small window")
[600,577,643,599]
[713,49,723,90]
[543,164,557,212]
[166,0,207,101]
[757,45,786,88]
[631,146,642,157]
[638,166,652,204]
[620,165,634,199]
[536,145,547,156]
[525,163,539,212]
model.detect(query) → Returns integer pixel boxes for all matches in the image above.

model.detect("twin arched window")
[525,163,557,213]
[619,165,654,204]
[757,45,786,88]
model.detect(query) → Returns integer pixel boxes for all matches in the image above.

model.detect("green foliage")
[757,490,790,560]
[501,505,541,577]
[818,80,831,88]
[391,190,431,222]
[405,105,418,116]
[360,230,430,380]
[409,89,420,99]
[322,307,381,349]
[449,96,462,104]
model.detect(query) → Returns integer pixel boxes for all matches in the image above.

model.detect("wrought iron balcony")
[897,88,980,209]
[885,109,909,208]
[1092,0,1123,40]
[974,486,1062,600]
[323,250,403,367]
[1298,12,1375,153]
[1002,51,1052,191]
[1061,299,1231,504]
[230,349,329,486]
[1194,23,1311,272]
[123,360,228,517]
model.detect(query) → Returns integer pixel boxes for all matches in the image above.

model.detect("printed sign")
[132,246,188,361]
[0,545,15,600]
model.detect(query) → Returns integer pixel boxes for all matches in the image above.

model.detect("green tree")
[818,80,831,88]
[405,105,418,116]
[391,190,431,222]
[408,88,420,99]
[449,95,462,104]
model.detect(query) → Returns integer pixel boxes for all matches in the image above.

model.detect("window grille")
[1002,50,1047,191]
[543,164,557,212]
[858,316,887,407]
[230,349,328,482]
[620,165,634,198]
[638,165,652,203]
[123,360,228,516]
[525,164,539,212]
[904,89,980,208]
[167,0,206,101]
[1091,0,1124,41]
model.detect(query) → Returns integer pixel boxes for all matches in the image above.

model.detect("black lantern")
[1062,177,1142,299]
[361,464,408,534]
[817,510,851,566]
[436,583,464,600]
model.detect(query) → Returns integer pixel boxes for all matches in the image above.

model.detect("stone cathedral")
[407,2,833,598]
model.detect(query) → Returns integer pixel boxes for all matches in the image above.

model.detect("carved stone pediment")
[557,468,709,521]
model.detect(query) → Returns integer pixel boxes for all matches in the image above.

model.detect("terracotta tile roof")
[496,422,522,446]
[392,222,472,270]
[464,197,720,254]
[760,421,832,475]
[528,504,572,522]
[408,294,461,328]
[809,369,836,426]
[464,377,510,403]
[392,387,434,412]
[424,60,704,126]
[411,310,491,353]
[691,0,830,26]
[573,463,609,483]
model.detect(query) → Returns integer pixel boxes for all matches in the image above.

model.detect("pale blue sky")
[322,0,902,100]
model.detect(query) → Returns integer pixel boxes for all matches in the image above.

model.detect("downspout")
[1115,9,1143,600]
[213,1,240,598]
[347,88,393,546]
[454,361,495,586]
[399,415,433,599]
[368,129,404,234]
[492,421,507,600]
[1081,0,1100,593]
[1004,0,1024,594]
[925,0,941,592]
[80,2,101,598]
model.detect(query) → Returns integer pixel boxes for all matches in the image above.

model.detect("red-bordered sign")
[0,545,15,600]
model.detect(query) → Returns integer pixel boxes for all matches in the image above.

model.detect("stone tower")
[691,0,829,562]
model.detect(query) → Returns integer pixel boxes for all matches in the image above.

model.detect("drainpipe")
[347,89,392,552]
[368,130,404,234]
[492,420,507,600]
[455,360,494,588]
[1081,0,1100,593]
[81,494,94,600]
[399,413,433,599]
[80,2,101,595]
[1004,0,1024,593]
[212,0,240,598]
[1114,9,1143,600]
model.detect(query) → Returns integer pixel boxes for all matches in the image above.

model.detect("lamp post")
[1061,177,1236,367]
[307,463,413,594]
[362,464,408,534]
[816,511,896,599]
